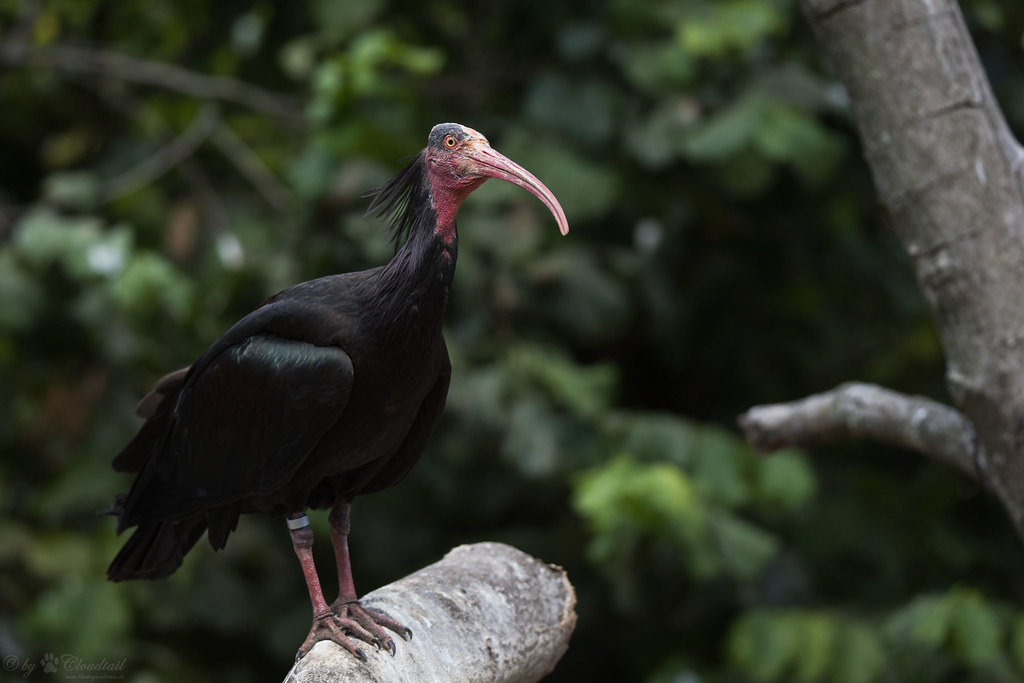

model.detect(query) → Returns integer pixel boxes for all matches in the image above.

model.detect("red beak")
[465,144,570,236]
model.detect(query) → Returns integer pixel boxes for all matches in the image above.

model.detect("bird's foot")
[295,601,412,661]
[296,608,369,662]
[331,598,412,657]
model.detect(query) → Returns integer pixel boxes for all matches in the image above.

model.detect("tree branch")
[790,0,1024,535]
[0,43,302,124]
[98,105,220,205]
[283,542,577,683]
[738,383,985,481]
[211,123,293,212]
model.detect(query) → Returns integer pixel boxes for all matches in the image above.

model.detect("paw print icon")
[40,653,58,674]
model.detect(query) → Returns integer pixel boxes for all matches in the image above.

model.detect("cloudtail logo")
[2,653,128,679]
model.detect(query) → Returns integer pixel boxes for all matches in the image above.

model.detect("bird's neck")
[399,213,458,283]
[427,164,485,246]
[371,209,457,342]
[430,188,463,246]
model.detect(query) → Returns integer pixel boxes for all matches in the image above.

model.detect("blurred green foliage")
[2,0,1024,681]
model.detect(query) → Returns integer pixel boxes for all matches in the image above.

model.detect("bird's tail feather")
[107,515,207,581]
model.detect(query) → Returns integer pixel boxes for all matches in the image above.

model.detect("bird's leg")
[287,513,366,661]
[328,501,411,656]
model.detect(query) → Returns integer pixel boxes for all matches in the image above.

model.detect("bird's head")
[424,122,569,237]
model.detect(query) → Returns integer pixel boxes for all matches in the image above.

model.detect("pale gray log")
[283,542,577,683]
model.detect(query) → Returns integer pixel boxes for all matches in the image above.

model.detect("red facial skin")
[425,126,569,244]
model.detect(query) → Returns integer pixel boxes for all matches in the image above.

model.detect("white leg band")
[286,514,310,530]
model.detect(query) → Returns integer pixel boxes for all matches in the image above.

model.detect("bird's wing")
[112,367,191,474]
[132,332,354,520]
[358,345,450,495]
[134,366,190,419]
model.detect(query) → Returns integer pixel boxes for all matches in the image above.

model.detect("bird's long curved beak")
[466,144,570,236]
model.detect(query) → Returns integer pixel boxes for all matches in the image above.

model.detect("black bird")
[107,123,569,659]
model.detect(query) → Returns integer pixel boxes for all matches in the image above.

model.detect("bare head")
[424,122,569,236]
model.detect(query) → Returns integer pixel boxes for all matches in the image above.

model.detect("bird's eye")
[444,135,457,148]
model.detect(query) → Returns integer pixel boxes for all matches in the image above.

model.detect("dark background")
[3,0,1024,681]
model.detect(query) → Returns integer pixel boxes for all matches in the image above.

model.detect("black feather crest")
[365,150,430,250]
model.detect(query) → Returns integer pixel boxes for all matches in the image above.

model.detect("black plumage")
[106,122,568,658]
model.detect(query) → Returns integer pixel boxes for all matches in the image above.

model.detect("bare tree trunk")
[283,542,577,683]
[739,0,1024,536]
